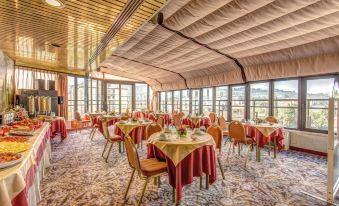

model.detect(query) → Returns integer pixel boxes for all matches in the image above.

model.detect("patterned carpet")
[39,129,329,206]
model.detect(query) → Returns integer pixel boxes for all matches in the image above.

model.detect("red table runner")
[147,144,216,203]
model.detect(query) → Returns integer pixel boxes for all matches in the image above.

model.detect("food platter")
[0,142,31,153]
[8,131,34,136]
[0,136,29,142]
[0,152,23,169]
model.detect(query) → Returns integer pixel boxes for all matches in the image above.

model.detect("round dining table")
[115,121,152,144]
[147,131,216,204]
[182,116,211,129]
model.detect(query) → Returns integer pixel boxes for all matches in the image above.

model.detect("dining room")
[0,0,339,206]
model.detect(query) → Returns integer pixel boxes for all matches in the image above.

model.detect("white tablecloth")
[0,123,51,206]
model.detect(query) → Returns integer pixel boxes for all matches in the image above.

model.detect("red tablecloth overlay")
[244,125,284,150]
[114,125,147,144]
[12,128,52,206]
[182,117,211,129]
[50,118,68,140]
[147,144,216,203]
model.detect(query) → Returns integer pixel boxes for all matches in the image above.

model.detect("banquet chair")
[75,111,91,130]
[227,121,254,167]
[89,113,100,140]
[101,117,123,162]
[265,116,278,124]
[209,112,216,124]
[218,116,230,140]
[145,123,162,140]
[157,116,165,128]
[124,136,172,206]
[206,125,225,180]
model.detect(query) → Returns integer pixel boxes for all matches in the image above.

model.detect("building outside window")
[67,76,75,120]
[160,92,166,112]
[216,86,228,119]
[106,83,120,112]
[231,85,245,121]
[249,82,269,120]
[305,78,335,130]
[273,80,299,128]
[202,88,213,115]
[135,83,148,111]
[182,90,190,115]
[120,84,132,113]
[173,91,181,112]
[166,91,173,113]
[191,89,200,115]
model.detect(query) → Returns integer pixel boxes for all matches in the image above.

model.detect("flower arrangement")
[12,106,28,121]
[177,126,187,137]
[132,117,138,122]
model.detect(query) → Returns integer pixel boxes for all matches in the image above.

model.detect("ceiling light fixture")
[43,0,64,8]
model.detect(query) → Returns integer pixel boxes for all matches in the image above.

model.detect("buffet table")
[0,123,52,206]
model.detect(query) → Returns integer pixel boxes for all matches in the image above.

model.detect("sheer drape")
[57,74,68,118]
[15,66,58,90]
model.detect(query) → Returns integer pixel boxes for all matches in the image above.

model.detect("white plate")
[0,154,23,169]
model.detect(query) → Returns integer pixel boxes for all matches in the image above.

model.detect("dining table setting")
[147,127,217,204]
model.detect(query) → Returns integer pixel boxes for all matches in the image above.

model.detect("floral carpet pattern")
[39,129,329,206]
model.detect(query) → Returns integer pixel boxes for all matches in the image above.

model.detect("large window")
[135,83,148,111]
[182,90,190,115]
[202,88,213,115]
[191,89,200,115]
[166,91,173,113]
[231,85,245,121]
[120,84,132,113]
[88,79,102,112]
[273,80,298,128]
[76,78,86,115]
[160,92,166,112]
[216,86,228,118]
[106,83,120,112]
[250,82,269,120]
[305,78,335,130]
[173,91,181,112]
[67,76,75,120]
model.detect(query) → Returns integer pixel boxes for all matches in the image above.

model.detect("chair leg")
[172,187,175,203]
[105,143,113,162]
[89,127,94,139]
[102,139,109,157]
[268,140,271,156]
[138,178,149,206]
[217,157,225,180]
[274,137,277,159]
[238,143,241,156]
[124,169,135,200]
[206,174,209,190]
[226,142,232,162]
[199,176,203,190]
[91,128,97,140]
[157,176,161,188]
[244,144,252,168]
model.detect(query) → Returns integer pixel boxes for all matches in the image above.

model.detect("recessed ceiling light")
[43,0,64,8]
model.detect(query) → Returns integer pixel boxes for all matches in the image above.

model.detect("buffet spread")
[0,119,51,206]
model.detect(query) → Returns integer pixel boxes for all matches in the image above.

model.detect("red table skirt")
[244,125,284,150]
[12,128,52,206]
[50,118,68,140]
[114,125,146,144]
[147,144,216,202]
[182,117,211,129]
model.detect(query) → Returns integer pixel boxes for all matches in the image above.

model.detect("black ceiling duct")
[157,12,164,25]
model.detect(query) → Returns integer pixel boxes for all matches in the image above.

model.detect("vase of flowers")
[177,126,187,137]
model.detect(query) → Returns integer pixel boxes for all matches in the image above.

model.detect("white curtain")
[15,66,58,90]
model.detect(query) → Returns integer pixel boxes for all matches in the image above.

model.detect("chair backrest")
[75,111,81,121]
[178,112,185,119]
[157,116,165,127]
[172,114,182,128]
[121,115,129,121]
[209,112,216,124]
[101,117,111,140]
[218,116,229,131]
[146,123,162,139]
[266,116,278,124]
[229,121,246,143]
[125,136,142,177]
[89,113,99,126]
[206,124,223,152]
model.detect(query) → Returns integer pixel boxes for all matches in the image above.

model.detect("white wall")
[288,130,327,153]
